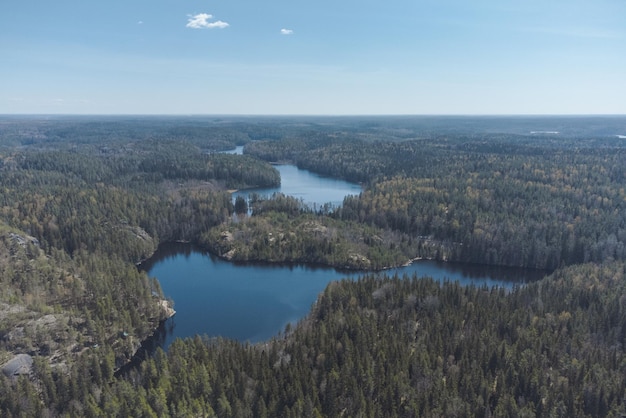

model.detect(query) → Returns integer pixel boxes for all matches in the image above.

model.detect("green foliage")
[2,116,626,416]
[0,118,279,376]
[247,132,626,270]
[3,263,626,417]
[233,195,248,215]
[201,202,417,270]
[332,144,626,270]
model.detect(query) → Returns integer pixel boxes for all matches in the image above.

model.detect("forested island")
[1,115,626,416]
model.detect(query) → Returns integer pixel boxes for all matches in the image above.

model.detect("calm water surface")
[143,243,545,350]
[140,155,545,351]
[226,146,362,209]
[220,146,245,155]
[233,165,362,209]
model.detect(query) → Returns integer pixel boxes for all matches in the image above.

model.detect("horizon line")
[1,113,626,118]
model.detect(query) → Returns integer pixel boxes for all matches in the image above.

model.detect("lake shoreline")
[131,159,548,360]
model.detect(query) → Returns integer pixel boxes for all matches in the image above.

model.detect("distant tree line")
[246,135,626,270]
[1,116,626,416]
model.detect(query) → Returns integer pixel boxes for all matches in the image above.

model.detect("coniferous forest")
[1,115,626,416]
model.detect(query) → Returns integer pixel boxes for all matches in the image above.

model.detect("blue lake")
[141,158,545,351]
[225,146,362,209]
[143,243,544,350]
[233,164,363,210]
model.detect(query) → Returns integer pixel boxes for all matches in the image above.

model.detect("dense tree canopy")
[1,115,626,416]
[247,134,626,270]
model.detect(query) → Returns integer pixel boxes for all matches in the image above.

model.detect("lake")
[225,146,363,210]
[142,243,544,351]
[140,158,545,352]
[233,165,363,210]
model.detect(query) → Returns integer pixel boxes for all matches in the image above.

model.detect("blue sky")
[1,0,625,114]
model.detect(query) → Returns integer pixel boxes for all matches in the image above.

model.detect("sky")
[1,0,625,115]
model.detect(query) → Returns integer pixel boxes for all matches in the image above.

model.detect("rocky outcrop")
[159,299,176,319]
[1,354,33,379]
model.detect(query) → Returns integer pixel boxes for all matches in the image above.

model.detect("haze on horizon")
[1,0,625,115]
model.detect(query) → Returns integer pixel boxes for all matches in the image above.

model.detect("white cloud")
[186,13,229,29]
[280,28,294,35]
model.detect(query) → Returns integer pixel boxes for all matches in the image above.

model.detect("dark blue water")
[140,157,544,351]
[143,243,544,350]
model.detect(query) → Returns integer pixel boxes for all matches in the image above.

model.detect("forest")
[1,115,626,416]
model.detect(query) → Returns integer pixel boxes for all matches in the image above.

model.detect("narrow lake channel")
[140,154,546,352]
[224,145,362,209]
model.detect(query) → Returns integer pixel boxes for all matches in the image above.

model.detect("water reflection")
[233,164,362,210]
[220,145,244,155]
[220,145,362,211]
[142,148,544,349]
[142,243,546,351]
